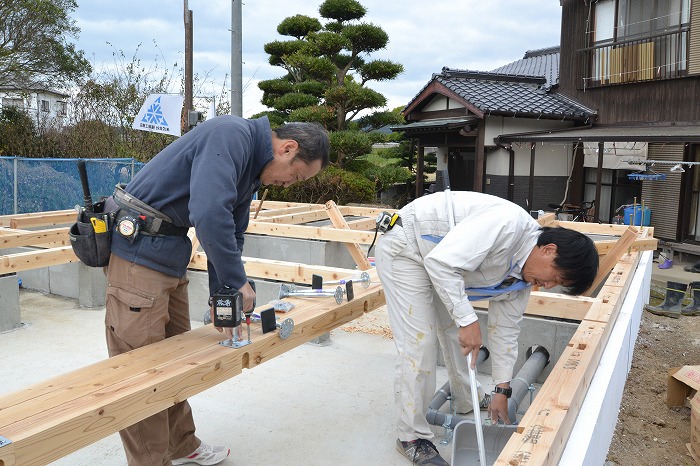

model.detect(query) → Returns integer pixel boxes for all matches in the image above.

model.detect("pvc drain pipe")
[426,345,550,429]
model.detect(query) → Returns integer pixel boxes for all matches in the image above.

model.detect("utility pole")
[231,0,242,116]
[184,0,194,131]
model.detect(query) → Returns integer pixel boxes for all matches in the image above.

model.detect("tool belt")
[68,196,119,268]
[113,185,189,240]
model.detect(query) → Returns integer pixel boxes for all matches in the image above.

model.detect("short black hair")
[273,122,330,168]
[537,226,599,295]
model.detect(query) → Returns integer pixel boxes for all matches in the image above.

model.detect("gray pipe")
[426,347,490,429]
[426,345,549,429]
[507,345,550,422]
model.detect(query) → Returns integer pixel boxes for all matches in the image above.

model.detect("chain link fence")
[0,156,145,215]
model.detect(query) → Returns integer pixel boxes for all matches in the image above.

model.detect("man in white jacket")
[375,191,598,465]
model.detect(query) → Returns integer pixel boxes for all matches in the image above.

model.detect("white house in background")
[0,86,69,127]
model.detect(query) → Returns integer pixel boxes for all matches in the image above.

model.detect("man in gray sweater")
[106,115,329,466]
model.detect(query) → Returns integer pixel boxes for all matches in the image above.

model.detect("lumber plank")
[0,280,385,466]
[324,200,372,270]
[250,207,329,224]
[244,221,376,244]
[473,291,596,321]
[556,220,654,238]
[496,320,608,465]
[188,253,367,286]
[250,204,317,218]
[8,212,75,229]
[0,227,70,249]
[595,237,657,255]
[0,246,78,274]
[0,210,73,227]
[585,226,639,296]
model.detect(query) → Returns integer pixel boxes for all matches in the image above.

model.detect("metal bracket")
[0,435,11,447]
[219,338,252,349]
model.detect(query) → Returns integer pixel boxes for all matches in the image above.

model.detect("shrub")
[263,165,375,204]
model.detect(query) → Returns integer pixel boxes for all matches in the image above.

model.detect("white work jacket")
[399,191,542,383]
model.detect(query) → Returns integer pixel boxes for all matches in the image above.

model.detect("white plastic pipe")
[467,353,486,465]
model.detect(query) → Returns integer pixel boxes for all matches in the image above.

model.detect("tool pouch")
[69,197,119,267]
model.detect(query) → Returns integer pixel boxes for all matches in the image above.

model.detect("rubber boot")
[644,281,687,318]
[681,282,700,316]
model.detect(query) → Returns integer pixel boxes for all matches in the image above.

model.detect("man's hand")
[488,385,511,424]
[458,321,482,368]
[239,280,256,313]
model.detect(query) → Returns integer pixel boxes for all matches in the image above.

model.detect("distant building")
[0,85,69,127]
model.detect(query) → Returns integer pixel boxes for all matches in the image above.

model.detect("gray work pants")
[375,220,480,442]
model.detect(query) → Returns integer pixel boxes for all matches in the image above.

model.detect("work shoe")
[682,282,700,316]
[396,438,449,465]
[644,280,687,318]
[172,441,230,465]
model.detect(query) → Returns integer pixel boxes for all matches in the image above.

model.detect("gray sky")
[73,1,562,118]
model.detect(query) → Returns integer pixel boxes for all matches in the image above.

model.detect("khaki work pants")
[375,218,480,443]
[105,254,200,466]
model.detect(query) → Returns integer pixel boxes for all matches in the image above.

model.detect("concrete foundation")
[243,234,358,270]
[19,261,106,309]
[0,274,20,332]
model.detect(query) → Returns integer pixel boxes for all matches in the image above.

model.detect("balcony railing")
[577,29,688,89]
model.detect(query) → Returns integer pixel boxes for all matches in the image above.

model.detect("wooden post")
[324,200,372,270]
[585,226,639,296]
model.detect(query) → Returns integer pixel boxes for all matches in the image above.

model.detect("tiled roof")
[491,46,560,88]
[403,46,596,122]
[434,67,595,120]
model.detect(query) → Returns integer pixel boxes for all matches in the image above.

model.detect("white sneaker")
[172,441,230,465]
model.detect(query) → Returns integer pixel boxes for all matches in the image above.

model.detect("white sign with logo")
[132,94,184,137]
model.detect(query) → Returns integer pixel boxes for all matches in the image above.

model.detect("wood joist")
[0,203,658,466]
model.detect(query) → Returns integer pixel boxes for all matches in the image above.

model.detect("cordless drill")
[212,279,255,348]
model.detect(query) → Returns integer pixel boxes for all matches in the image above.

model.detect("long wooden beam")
[0,228,70,249]
[0,281,385,466]
[244,221,376,244]
[496,251,640,464]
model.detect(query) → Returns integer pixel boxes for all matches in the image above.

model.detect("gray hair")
[273,122,330,168]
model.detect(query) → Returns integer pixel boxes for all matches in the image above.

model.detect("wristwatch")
[493,386,512,398]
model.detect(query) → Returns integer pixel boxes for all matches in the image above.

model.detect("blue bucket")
[623,206,651,226]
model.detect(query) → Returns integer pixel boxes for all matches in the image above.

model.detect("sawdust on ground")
[341,296,700,465]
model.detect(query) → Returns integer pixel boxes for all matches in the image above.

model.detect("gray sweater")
[111,115,273,294]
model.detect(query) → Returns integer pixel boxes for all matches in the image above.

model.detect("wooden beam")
[189,252,373,286]
[595,237,657,255]
[324,200,371,270]
[8,212,75,229]
[0,246,78,274]
[585,226,639,296]
[473,291,597,321]
[250,204,317,218]
[252,207,329,224]
[497,319,608,465]
[0,210,73,227]
[245,219,376,244]
[0,281,385,466]
[0,228,70,249]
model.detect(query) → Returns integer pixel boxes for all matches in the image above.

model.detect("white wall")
[484,116,575,177]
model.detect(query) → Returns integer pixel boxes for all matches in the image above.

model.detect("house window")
[56,101,67,117]
[2,97,24,109]
[40,100,50,113]
[586,0,690,86]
